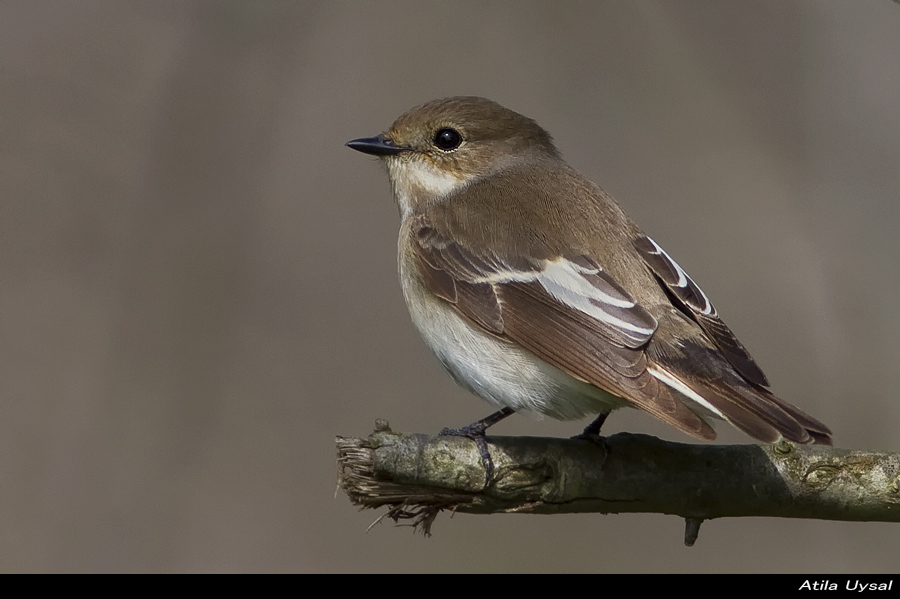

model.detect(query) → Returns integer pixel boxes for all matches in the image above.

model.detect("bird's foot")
[439,408,514,486]
[440,424,496,484]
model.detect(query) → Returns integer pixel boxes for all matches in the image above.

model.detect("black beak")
[345,135,408,156]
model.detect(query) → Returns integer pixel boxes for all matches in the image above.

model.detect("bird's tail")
[650,364,832,445]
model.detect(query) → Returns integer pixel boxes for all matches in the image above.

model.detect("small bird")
[347,97,831,477]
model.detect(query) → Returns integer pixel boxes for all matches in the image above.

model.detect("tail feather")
[650,364,831,445]
[764,392,833,445]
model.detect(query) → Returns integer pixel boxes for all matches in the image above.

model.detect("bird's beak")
[345,135,408,156]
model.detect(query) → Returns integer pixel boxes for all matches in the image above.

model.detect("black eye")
[433,128,462,151]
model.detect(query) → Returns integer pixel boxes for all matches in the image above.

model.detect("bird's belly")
[399,263,625,420]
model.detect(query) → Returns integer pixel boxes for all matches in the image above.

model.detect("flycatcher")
[347,96,831,476]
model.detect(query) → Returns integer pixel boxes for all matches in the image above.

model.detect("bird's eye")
[433,128,462,151]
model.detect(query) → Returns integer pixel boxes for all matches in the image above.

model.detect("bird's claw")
[440,424,496,486]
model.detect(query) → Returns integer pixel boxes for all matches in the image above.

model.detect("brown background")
[2,0,899,572]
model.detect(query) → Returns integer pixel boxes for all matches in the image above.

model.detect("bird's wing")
[632,234,832,444]
[410,216,717,440]
[633,235,769,387]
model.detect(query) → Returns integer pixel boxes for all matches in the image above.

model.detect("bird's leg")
[581,411,610,437]
[571,411,611,446]
[440,407,514,485]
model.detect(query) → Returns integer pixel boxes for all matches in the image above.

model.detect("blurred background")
[2,0,899,573]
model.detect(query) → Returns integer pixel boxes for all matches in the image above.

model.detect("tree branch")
[336,420,900,543]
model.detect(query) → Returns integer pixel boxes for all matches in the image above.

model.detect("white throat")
[387,156,468,219]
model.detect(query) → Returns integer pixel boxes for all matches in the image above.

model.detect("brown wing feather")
[497,281,715,440]
[636,237,833,444]
[413,220,716,440]
[634,235,770,387]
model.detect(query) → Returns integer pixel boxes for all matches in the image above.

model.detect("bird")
[346,96,832,478]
